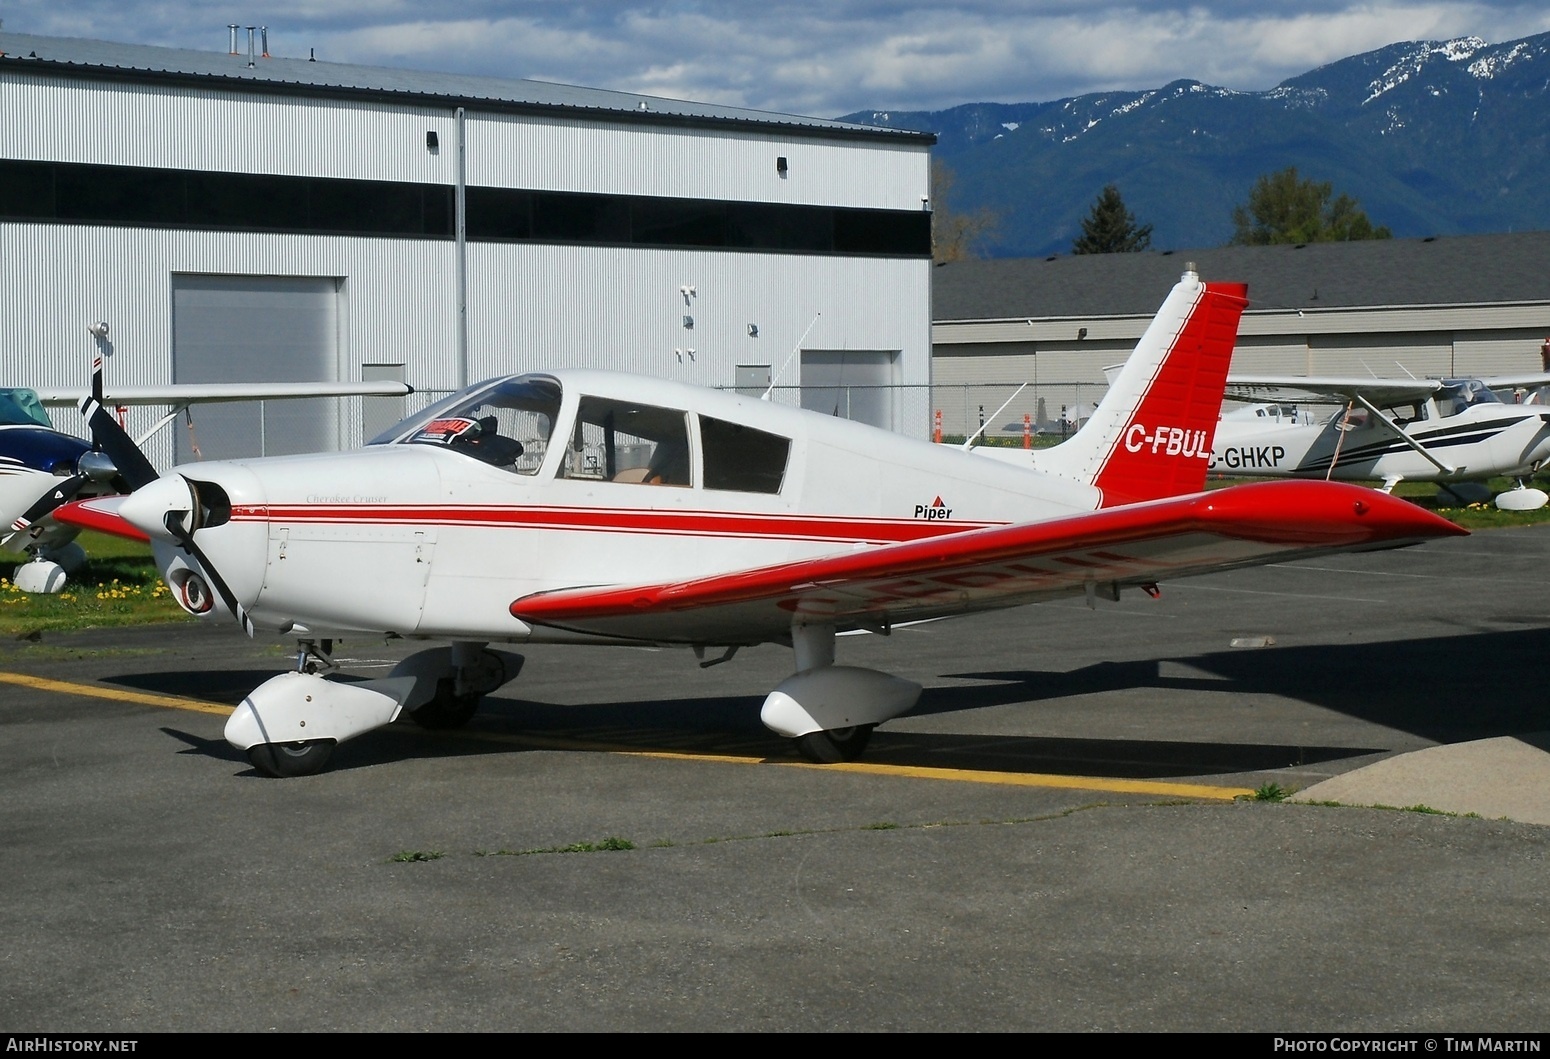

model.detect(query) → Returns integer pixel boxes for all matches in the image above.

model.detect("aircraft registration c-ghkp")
[2,338,415,593]
[1212,373,1550,510]
[57,270,1465,777]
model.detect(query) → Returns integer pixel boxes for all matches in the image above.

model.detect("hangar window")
[699,416,789,494]
[534,192,631,243]
[560,398,692,487]
[0,159,929,257]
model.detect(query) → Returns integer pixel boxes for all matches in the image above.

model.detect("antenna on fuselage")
[761,312,821,401]
[962,382,1029,451]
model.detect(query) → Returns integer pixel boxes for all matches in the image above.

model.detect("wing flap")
[511,481,1464,642]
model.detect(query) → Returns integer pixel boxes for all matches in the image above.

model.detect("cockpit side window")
[699,415,790,494]
[380,375,560,475]
[559,397,692,487]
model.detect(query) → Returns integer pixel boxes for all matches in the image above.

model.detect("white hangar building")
[932,233,1550,439]
[0,30,933,463]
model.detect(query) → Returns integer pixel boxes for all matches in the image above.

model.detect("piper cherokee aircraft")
[1212,373,1550,509]
[55,269,1464,777]
[2,373,414,592]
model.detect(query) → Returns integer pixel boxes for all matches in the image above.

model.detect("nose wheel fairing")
[226,644,525,777]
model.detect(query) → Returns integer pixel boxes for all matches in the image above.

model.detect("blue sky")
[3,1,1548,116]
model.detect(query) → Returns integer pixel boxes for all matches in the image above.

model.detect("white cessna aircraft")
[57,270,1463,777]
[1211,373,1550,508]
[3,363,413,592]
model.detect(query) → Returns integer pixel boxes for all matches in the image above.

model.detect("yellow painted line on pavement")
[4,671,1256,800]
[799,760,1255,801]
[0,671,232,716]
[455,729,1255,801]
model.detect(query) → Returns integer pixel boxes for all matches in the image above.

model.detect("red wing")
[511,481,1463,643]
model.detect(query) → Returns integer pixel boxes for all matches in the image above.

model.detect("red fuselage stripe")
[231,505,1005,544]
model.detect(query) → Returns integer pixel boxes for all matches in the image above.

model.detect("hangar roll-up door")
[172,275,343,463]
[800,349,899,431]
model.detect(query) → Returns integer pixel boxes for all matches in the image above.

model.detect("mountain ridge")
[839,32,1550,256]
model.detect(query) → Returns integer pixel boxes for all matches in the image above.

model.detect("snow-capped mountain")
[841,32,1550,256]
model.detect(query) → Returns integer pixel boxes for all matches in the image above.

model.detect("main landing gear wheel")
[792,725,875,764]
[248,739,335,778]
[407,679,481,730]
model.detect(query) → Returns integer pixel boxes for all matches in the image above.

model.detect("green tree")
[1229,167,1391,245]
[1071,184,1153,254]
[930,160,999,262]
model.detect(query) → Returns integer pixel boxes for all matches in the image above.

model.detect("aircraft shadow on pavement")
[918,625,1550,743]
[119,625,1548,779]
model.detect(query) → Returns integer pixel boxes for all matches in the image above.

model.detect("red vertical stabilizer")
[1034,271,1247,507]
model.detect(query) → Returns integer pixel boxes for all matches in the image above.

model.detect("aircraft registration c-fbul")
[58,270,1465,777]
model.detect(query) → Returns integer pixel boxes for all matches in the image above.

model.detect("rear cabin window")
[699,415,790,494]
[560,398,692,487]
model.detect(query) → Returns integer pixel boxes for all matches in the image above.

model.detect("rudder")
[1037,269,1248,506]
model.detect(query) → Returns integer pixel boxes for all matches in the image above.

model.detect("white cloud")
[2,1,1548,114]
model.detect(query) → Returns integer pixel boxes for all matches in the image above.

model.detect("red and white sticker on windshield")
[412,417,481,444]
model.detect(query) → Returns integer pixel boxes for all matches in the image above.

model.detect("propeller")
[78,364,255,637]
[155,479,256,639]
[9,446,121,534]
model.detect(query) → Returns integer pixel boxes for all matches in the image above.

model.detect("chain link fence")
[72,379,1111,471]
[734,382,1108,442]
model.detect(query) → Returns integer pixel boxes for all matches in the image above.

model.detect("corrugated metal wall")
[0,223,928,456]
[2,70,926,208]
[1,66,932,463]
[468,112,927,208]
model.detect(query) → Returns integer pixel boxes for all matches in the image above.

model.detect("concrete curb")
[1294,732,1550,826]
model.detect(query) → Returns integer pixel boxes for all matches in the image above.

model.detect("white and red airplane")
[57,269,1464,777]
[3,371,414,592]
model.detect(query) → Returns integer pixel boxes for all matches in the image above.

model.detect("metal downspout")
[455,106,468,391]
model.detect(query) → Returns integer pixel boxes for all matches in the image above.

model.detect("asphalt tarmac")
[1,526,1547,1032]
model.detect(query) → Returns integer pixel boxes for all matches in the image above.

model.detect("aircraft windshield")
[1436,379,1499,418]
[0,388,53,428]
[372,375,560,475]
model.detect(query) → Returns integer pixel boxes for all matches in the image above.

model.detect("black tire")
[248,739,335,778]
[792,725,875,764]
[407,679,481,730]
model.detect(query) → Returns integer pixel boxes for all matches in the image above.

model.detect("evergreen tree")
[1229,167,1391,245]
[1071,185,1153,254]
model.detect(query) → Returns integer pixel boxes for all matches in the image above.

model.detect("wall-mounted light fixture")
[1077,327,1088,340]
[747,324,759,338]
[426,131,439,151]
[776,156,788,176]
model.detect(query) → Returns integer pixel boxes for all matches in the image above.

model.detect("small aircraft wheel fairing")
[793,725,875,764]
[1495,487,1549,511]
[12,559,67,594]
[407,679,481,730]
[248,739,335,778]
